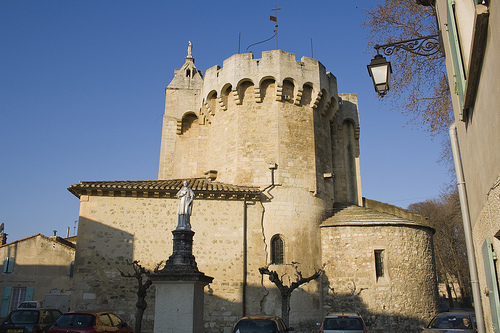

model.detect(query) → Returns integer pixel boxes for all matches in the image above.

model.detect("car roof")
[62,310,111,315]
[11,308,60,312]
[238,315,282,320]
[435,311,475,317]
[325,313,362,318]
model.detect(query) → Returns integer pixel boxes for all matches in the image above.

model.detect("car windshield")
[54,314,95,327]
[9,310,39,324]
[234,319,278,333]
[427,314,473,329]
[323,317,364,330]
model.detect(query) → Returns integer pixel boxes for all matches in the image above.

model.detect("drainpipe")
[449,123,486,333]
[243,195,248,316]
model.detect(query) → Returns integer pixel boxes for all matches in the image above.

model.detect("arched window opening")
[271,234,284,265]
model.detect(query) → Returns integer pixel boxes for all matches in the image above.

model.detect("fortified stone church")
[69,46,439,332]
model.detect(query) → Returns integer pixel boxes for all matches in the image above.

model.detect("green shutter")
[25,287,34,301]
[446,0,466,120]
[482,238,500,333]
[5,257,15,273]
[1,286,12,317]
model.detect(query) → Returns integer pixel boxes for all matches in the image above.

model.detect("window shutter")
[0,286,12,317]
[25,287,34,301]
[3,257,15,274]
[482,238,500,333]
[446,0,466,120]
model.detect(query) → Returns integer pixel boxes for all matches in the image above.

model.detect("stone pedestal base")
[150,228,213,333]
[153,281,207,333]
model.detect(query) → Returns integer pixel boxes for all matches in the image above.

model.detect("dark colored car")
[233,315,294,333]
[421,311,476,333]
[318,313,370,333]
[47,311,133,333]
[0,308,62,333]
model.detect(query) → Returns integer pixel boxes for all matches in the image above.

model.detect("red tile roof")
[68,178,261,200]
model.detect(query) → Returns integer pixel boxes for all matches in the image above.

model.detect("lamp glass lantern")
[367,54,392,96]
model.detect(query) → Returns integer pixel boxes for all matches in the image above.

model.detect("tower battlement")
[201,50,339,114]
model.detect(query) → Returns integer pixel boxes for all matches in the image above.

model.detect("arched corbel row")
[254,87,262,103]
[204,102,213,115]
[176,119,183,135]
[275,83,283,101]
[312,91,323,109]
[294,88,303,105]
[232,89,242,105]
[320,99,332,116]
[218,97,227,111]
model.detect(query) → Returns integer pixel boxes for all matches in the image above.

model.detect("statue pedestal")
[149,229,213,333]
[153,280,207,333]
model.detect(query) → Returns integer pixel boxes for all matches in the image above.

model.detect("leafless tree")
[365,0,454,141]
[259,263,323,327]
[408,190,472,308]
[118,260,163,333]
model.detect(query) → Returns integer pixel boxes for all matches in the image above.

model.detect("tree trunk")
[135,297,147,333]
[281,293,291,328]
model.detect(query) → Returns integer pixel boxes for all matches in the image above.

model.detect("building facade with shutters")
[0,234,75,318]
[68,49,439,332]
[432,0,500,331]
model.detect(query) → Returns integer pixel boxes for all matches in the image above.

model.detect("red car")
[48,311,133,333]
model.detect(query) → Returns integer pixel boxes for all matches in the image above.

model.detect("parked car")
[421,311,476,333]
[0,308,62,333]
[17,301,42,309]
[233,315,294,333]
[318,313,370,333]
[48,311,132,333]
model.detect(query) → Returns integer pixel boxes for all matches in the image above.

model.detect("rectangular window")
[3,257,15,274]
[375,250,384,280]
[10,287,26,312]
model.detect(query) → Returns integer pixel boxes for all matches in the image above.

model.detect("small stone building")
[68,48,438,332]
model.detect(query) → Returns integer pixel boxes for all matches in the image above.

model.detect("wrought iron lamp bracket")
[374,34,441,57]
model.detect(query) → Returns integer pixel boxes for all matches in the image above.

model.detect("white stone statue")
[187,41,193,58]
[176,180,194,230]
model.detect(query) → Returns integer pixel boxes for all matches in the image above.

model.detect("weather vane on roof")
[245,5,282,53]
[270,5,281,50]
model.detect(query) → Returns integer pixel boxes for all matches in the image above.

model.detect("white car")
[17,301,42,309]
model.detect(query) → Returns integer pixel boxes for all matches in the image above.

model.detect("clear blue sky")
[0,0,450,242]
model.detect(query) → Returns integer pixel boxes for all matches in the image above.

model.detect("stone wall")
[72,185,331,332]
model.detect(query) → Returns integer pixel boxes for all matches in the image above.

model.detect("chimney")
[0,233,6,245]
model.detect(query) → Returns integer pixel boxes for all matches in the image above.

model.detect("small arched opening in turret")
[332,118,359,205]
[237,79,254,105]
[180,112,199,137]
[300,83,313,106]
[206,90,218,114]
[282,78,295,103]
[259,77,276,102]
[221,84,232,109]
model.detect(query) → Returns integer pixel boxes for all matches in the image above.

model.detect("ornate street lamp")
[367,34,441,97]
[367,54,392,97]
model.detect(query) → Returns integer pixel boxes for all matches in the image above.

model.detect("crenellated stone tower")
[68,45,438,333]
[159,49,362,207]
